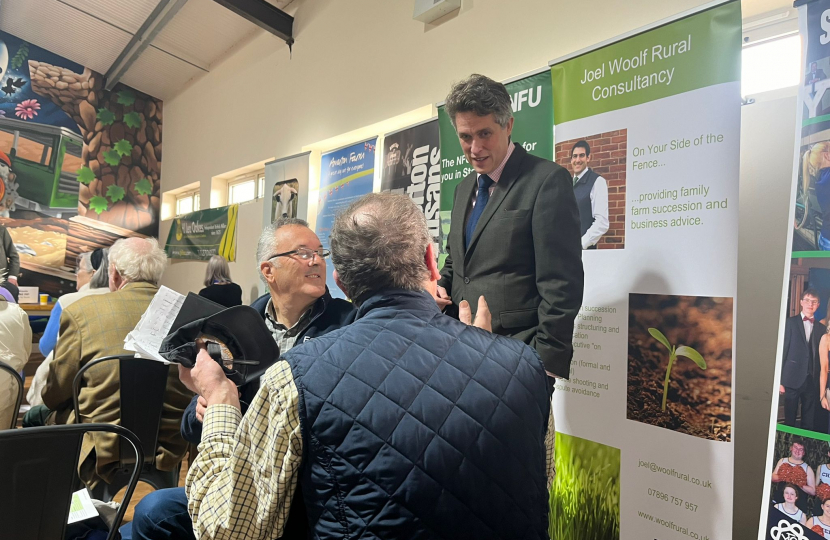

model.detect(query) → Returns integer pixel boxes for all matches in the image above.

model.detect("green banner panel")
[551,2,741,124]
[164,204,238,261]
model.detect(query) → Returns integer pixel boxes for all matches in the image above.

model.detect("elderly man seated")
[41,237,193,489]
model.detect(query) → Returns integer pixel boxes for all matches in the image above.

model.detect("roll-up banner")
[380,119,441,263]
[316,138,377,298]
[164,204,239,262]
[549,2,740,539]
[263,152,310,225]
[437,69,553,267]
[762,2,830,539]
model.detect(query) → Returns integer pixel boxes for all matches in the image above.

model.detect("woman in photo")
[803,142,830,250]
[774,484,807,525]
[820,327,830,434]
[810,498,830,538]
[198,254,242,308]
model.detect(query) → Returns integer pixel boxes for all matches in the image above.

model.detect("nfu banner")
[437,69,553,267]
[381,119,440,262]
[549,2,740,539]
[164,204,238,261]
[762,2,830,540]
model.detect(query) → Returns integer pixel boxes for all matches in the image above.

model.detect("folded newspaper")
[123,285,185,362]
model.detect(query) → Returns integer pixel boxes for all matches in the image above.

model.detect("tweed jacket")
[42,281,194,487]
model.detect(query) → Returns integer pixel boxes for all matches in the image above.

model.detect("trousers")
[120,487,194,540]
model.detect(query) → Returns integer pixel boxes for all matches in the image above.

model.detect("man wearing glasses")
[781,288,827,431]
[122,217,355,540]
[251,217,356,351]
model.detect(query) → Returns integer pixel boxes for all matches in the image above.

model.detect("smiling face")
[792,443,806,460]
[571,146,590,176]
[454,111,513,175]
[784,486,798,504]
[260,225,327,307]
[802,295,820,318]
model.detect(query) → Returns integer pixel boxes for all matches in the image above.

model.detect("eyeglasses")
[267,247,330,262]
[803,299,819,305]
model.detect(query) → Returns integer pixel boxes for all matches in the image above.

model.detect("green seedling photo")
[628,294,732,441]
[648,327,706,412]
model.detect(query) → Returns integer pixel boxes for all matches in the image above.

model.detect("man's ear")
[424,243,440,282]
[260,262,273,283]
[333,269,349,299]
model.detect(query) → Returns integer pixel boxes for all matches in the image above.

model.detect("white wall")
[157,0,796,537]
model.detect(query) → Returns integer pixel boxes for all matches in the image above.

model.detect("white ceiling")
[0,0,296,101]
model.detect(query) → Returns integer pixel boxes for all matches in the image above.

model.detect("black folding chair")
[73,355,182,501]
[0,359,23,430]
[0,423,143,540]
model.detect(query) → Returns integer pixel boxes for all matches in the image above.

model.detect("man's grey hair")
[108,237,167,285]
[256,217,309,282]
[330,193,429,304]
[89,248,110,289]
[444,74,513,129]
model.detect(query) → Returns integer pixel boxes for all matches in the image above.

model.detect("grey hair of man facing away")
[330,193,489,324]
[107,237,167,291]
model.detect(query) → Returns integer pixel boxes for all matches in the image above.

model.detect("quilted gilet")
[285,289,551,540]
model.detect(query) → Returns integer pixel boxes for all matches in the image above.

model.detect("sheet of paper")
[123,285,185,362]
[67,488,98,524]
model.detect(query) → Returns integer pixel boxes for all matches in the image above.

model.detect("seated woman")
[198,255,242,308]
[0,282,31,428]
[809,498,830,538]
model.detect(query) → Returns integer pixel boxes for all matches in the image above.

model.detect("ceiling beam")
[211,0,294,46]
[104,0,190,91]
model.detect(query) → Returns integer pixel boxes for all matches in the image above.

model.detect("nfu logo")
[770,519,810,540]
[511,85,542,112]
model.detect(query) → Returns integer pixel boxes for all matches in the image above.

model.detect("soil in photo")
[627,293,733,441]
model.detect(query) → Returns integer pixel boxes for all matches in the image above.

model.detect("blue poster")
[316,138,376,298]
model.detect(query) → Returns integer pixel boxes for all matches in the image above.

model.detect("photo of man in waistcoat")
[571,140,609,250]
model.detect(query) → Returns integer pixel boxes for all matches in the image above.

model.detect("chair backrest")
[73,355,170,465]
[0,360,23,430]
[0,423,143,540]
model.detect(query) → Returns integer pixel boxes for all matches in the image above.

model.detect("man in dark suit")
[437,74,584,384]
[781,288,826,430]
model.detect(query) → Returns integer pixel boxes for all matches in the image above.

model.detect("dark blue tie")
[466,174,494,251]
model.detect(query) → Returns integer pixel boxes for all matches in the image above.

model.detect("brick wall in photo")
[555,129,627,249]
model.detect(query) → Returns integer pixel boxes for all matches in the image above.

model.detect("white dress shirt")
[574,168,610,249]
[801,311,815,342]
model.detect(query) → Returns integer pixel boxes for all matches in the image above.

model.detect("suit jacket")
[782,314,826,389]
[42,281,194,487]
[438,143,584,378]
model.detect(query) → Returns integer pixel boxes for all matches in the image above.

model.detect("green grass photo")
[549,432,621,540]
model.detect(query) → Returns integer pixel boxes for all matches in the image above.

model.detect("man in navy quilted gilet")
[184,193,555,540]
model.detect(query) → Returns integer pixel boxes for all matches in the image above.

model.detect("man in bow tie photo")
[781,288,827,431]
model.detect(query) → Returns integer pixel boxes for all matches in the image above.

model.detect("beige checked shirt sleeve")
[186,361,303,540]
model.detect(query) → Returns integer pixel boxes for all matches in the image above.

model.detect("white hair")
[76,252,94,274]
[108,237,167,285]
